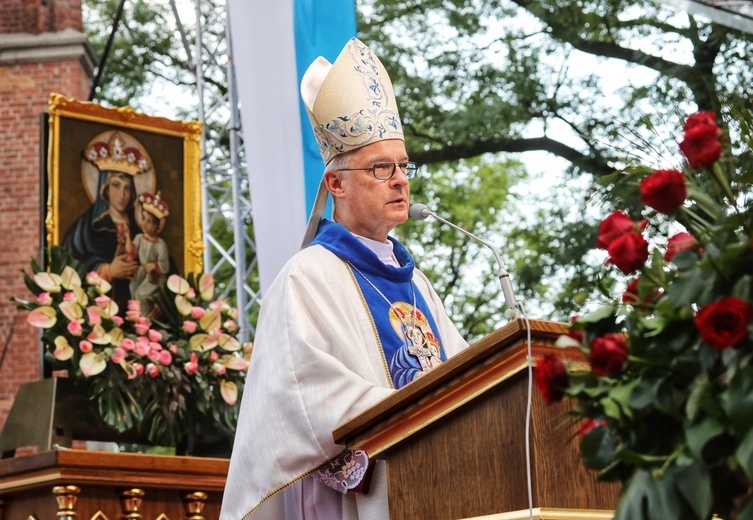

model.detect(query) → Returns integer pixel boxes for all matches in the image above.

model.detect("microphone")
[409,203,521,320]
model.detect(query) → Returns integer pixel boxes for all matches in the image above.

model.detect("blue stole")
[311,220,447,388]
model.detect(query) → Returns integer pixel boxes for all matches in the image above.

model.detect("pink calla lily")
[33,272,62,293]
[27,306,57,328]
[220,380,238,405]
[80,352,107,377]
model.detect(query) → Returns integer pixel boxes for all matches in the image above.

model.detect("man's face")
[332,139,411,242]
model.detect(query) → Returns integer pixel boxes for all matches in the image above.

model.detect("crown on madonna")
[85,132,151,176]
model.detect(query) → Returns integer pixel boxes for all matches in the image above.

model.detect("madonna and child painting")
[46,94,203,317]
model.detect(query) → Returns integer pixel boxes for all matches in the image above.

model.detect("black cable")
[0,309,19,372]
[88,0,129,101]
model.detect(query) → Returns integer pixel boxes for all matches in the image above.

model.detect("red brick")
[0,1,88,431]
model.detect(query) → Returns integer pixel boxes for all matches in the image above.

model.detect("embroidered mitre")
[300,38,404,166]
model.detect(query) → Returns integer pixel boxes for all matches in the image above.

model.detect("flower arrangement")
[535,109,753,520]
[14,247,252,448]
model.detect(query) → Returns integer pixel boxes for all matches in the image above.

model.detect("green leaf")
[666,267,705,308]
[735,427,753,482]
[580,423,616,470]
[685,416,725,459]
[579,305,617,324]
[723,366,753,438]
[673,457,713,520]
[614,463,710,520]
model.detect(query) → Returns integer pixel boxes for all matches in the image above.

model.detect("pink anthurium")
[59,300,84,322]
[94,278,112,295]
[220,380,238,405]
[108,327,124,346]
[34,272,62,293]
[200,308,222,332]
[221,354,249,371]
[27,306,57,328]
[189,333,218,352]
[167,274,190,295]
[217,333,241,352]
[53,336,74,361]
[60,266,82,290]
[198,272,215,301]
[87,306,103,325]
[175,294,193,316]
[80,351,106,377]
[73,286,88,307]
[103,299,119,319]
[86,324,112,345]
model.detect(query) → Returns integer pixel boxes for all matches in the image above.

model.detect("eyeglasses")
[335,161,418,180]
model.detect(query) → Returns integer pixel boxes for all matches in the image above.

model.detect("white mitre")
[299,37,404,247]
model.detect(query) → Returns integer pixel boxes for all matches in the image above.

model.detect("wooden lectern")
[334,319,620,520]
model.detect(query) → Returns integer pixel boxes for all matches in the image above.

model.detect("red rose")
[665,231,701,262]
[622,278,640,305]
[579,418,607,438]
[694,297,753,351]
[566,315,584,344]
[622,278,662,309]
[606,232,649,275]
[590,333,629,376]
[534,354,569,405]
[679,111,723,169]
[640,169,687,214]
[596,211,648,250]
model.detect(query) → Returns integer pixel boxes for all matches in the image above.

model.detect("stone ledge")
[0,28,97,78]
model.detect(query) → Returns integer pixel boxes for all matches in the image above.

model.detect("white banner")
[226,0,355,294]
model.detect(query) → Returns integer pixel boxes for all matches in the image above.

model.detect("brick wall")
[0,0,82,34]
[0,0,90,432]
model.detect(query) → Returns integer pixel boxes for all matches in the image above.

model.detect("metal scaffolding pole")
[192,0,260,340]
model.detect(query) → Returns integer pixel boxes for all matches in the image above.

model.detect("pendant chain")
[347,262,416,330]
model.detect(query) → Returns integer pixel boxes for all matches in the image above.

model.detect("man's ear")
[324,170,346,199]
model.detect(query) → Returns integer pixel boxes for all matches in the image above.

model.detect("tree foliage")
[82,0,753,336]
[362,0,752,331]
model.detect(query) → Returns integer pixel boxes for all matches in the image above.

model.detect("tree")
[82,0,753,336]
[359,0,752,331]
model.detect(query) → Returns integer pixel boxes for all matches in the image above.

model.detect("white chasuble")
[220,221,468,520]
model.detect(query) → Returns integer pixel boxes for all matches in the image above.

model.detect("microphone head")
[409,203,431,221]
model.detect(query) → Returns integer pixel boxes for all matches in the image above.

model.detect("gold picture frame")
[46,93,203,308]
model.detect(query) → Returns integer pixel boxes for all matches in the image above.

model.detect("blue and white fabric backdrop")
[226,0,356,294]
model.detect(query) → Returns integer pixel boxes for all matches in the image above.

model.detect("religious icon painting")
[45,93,204,312]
